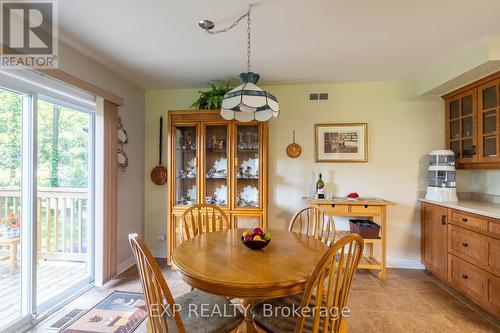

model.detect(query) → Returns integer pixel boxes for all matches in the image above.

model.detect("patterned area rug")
[62,291,147,333]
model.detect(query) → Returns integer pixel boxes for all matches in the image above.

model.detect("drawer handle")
[462,274,468,279]
[364,205,368,208]
[331,204,336,208]
[441,215,447,225]
[462,242,468,247]
[462,218,468,222]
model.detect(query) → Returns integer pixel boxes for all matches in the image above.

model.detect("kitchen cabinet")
[421,201,500,316]
[443,71,500,169]
[421,202,448,280]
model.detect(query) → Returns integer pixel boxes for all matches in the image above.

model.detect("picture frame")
[315,123,368,162]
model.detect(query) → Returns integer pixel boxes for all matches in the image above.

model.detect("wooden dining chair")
[180,204,231,241]
[289,207,336,245]
[128,233,243,333]
[251,234,364,333]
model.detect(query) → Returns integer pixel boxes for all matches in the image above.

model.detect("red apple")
[252,228,264,237]
[244,235,253,242]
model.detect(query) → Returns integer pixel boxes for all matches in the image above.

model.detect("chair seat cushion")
[167,290,244,333]
[251,294,303,333]
[251,294,345,333]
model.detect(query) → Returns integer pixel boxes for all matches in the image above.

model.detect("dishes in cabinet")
[213,185,227,205]
[186,185,196,203]
[239,158,259,178]
[237,131,259,150]
[179,158,196,178]
[187,158,196,170]
[207,158,227,178]
[239,185,258,207]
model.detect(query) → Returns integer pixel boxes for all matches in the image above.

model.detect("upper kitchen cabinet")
[445,89,477,164]
[478,78,500,163]
[443,71,500,169]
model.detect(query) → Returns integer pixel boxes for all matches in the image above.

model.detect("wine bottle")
[316,173,325,199]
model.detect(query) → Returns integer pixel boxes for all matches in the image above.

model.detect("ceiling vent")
[309,92,329,101]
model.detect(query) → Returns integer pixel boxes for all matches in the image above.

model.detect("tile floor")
[29,261,500,333]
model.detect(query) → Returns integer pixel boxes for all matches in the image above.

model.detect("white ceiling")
[58,0,500,89]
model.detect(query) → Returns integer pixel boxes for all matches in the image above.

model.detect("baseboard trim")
[387,259,425,270]
[117,256,136,275]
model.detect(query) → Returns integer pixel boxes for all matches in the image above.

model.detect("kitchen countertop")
[419,198,500,220]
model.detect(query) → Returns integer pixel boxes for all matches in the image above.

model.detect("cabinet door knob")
[462,242,468,247]
[462,218,468,222]
[462,274,468,279]
[441,215,447,225]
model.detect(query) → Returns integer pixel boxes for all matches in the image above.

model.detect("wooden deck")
[0,259,87,329]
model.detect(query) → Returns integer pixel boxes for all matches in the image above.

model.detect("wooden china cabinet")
[444,71,500,169]
[166,110,268,264]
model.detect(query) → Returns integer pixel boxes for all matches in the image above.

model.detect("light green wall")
[145,81,447,266]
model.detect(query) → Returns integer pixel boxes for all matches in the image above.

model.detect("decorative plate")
[239,185,258,206]
[117,117,128,145]
[213,158,227,174]
[118,127,128,145]
[240,158,259,177]
[117,149,128,172]
[186,185,196,202]
[214,185,227,205]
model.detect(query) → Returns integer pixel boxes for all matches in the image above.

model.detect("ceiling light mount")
[198,20,214,30]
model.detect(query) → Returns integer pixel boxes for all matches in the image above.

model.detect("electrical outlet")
[156,232,166,242]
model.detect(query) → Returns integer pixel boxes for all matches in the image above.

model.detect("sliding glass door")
[36,97,94,311]
[0,72,95,332]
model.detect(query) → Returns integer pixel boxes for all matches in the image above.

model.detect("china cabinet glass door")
[174,125,198,206]
[447,90,477,163]
[478,79,500,162]
[204,124,229,207]
[234,124,261,209]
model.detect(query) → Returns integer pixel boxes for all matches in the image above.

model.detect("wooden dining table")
[172,228,328,333]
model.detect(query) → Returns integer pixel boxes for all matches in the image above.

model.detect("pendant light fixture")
[199,5,279,122]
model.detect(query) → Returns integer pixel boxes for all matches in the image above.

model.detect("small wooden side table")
[0,237,20,274]
[304,197,395,280]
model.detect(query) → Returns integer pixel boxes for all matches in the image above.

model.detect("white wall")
[58,42,145,267]
[145,81,445,267]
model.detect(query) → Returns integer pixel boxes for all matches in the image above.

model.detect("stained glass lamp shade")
[220,72,279,122]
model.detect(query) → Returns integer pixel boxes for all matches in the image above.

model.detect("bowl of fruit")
[241,228,271,250]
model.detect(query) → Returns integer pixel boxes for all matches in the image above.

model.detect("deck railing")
[0,187,88,261]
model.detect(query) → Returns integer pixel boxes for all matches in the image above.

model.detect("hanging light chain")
[202,5,252,72]
[247,6,251,72]
[203,10,249,34]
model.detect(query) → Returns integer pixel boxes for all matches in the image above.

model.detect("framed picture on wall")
[315,123,368,162]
